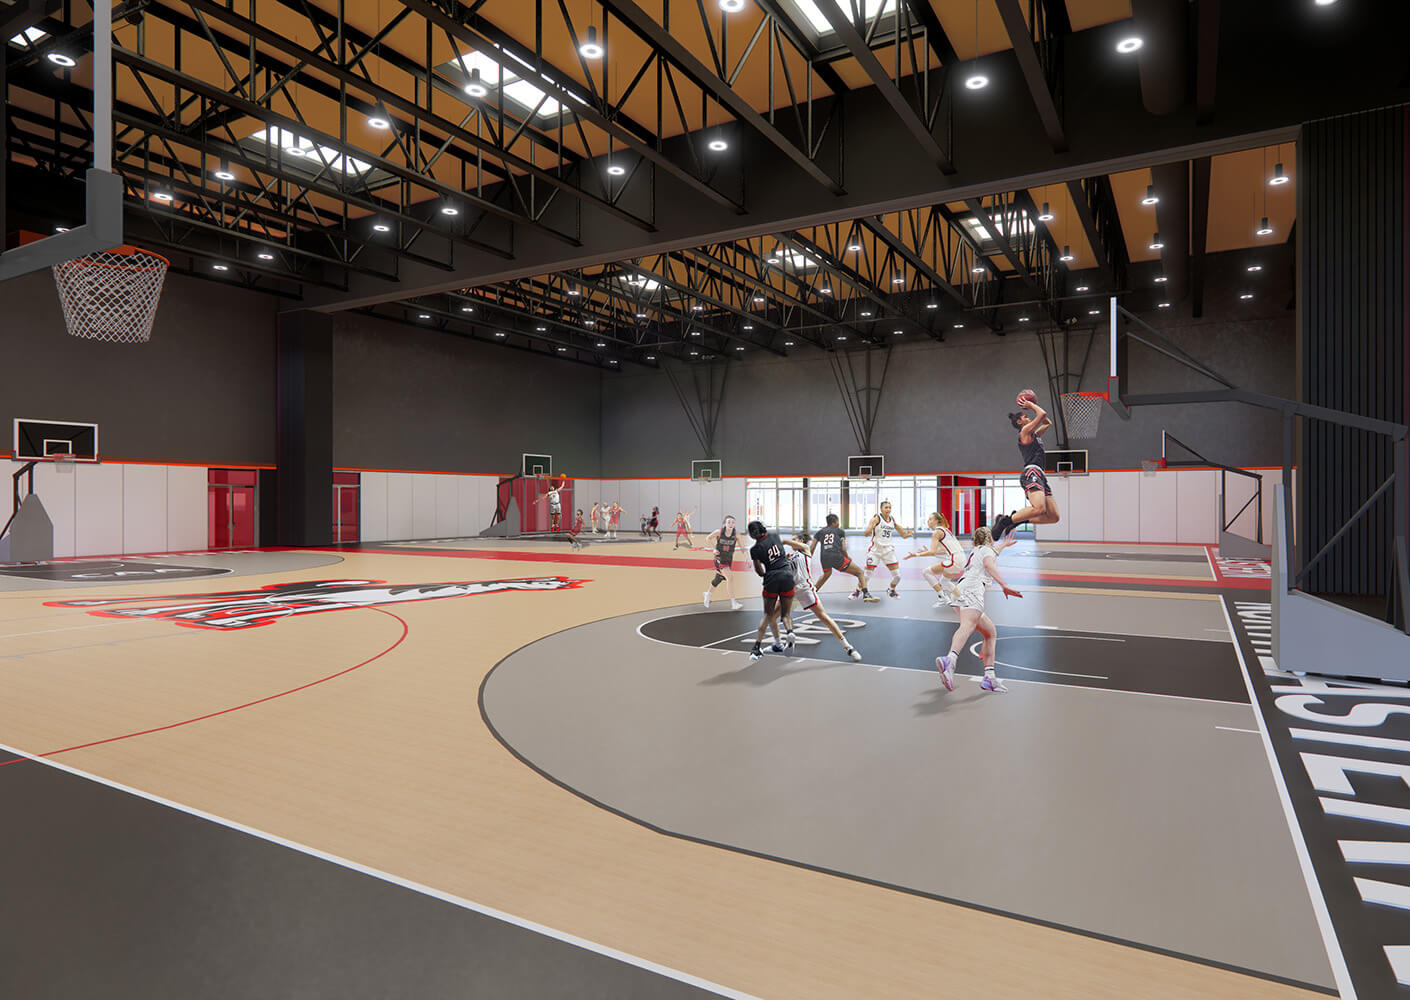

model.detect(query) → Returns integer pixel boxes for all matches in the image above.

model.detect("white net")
[1060,392,1106,440]
[52,245,169,344]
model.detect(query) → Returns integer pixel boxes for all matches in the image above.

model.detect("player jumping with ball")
[993,390,1061,540]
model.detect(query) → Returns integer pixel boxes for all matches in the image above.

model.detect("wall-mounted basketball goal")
[691,459,722,483]
[848,455,885,480]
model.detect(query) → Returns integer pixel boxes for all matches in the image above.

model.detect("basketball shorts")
[792,575,818,610]
[956,583,988,613]
[1021,465,1053,497]
[819,550,851,571]
[939,538,964,569]
[869,544,897,567]
[761,569,796,598]
[714,553,735,572]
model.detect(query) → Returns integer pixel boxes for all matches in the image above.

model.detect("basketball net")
[52,245,169,343]
[1059,392,1106,440]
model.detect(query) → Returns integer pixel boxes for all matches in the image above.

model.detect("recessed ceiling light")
[635,312,647,318]
[609,359,617,364]
[464,69,488,98]
[646,355,656,360]
[1149,232,1165,250]
[461,305,474,312]
[1060,244,1075,262]
[1116,36,1143,54]
[1142,185,1159,206]
[1158,302,1171,308]
[214,170,235,181]
[151,191,174,202]
[579,26,603,59]
[891,276,905,285]
[707,138,728,152]
[1256,217,1274,236]
[766,256,781,265]
[690,350,699,356]
[1075,285,1090,292]
[953,323,964,329]
[847,243,863,252]
[735,346,744,351]
[753,296,766,303]
[54,226,69,233]
[286,146,306,157]
[719,0,745,10]
[1019,316,1030,322]
[1154,275,1168,283]
[606,164,626,176]
[418,312,430,319]
[213,263,229,271]
[1240,292,1254,300]
[441,205,459,216]
[257,252,274,260]
[893,329,903,335]
[558,346,568,351]
[837,335,847,341]
[743,324,754,330]
[965,74,989,90]
[584,319,596,326]
[820,287,832,295]
[1247,265,1263,272]
[971,265,986,274]
[692,304,704,311]
[536,325,547,331]
[47,52,76,67]
[367,115,390,130]
[568,288,581,296]
[596,341,606,347]
[495,331,506,337]
[690,330,701,336]
[372,222,390,232]
[860,310,872,317]
[1088,309,1101,315]
[925,302,938,310]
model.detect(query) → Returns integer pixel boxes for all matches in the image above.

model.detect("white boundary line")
[1218,599,1355,999]
[0,740,763,1000]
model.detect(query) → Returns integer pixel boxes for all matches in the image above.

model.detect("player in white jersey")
[863,500,913,599]
[935,526,1021,693]
[779,531,862,661]
[540,475,566,532]
[903,511,965,609]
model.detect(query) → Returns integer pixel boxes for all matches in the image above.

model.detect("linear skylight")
[248,126,372,176]
[9,27,47,47]
[961,211,1035,244]
[620,273,661,292]
[453,51,565,120]
[789,0,896,34]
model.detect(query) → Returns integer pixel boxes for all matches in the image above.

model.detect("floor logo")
[46,577,587,630]
[0,560,232,582]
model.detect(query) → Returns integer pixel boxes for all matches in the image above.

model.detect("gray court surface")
[481,598,1335,992]
[0,550,345,590]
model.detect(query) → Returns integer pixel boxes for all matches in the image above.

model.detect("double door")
[208,469,257,548]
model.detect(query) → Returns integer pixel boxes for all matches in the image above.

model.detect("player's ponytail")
[931,511,950,531]
[1008,411,1025,430]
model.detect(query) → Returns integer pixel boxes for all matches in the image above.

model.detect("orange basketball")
[1016,388,1037,407]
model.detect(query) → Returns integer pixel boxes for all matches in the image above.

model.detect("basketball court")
[3,1,1409,998]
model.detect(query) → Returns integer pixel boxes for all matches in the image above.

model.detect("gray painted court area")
[482,601,1334,992]
[0,550,345,590]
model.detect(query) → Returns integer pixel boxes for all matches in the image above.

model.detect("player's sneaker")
[749,643,763,662]
[784,630,796,650]
[932,598,946,609]
[887,588,900,599]
[769,640,788,653]
[991,513,1012,539]
[935,653,955,691]
[702,590,712,609]
[849,589,860,600]
[862,591,882,603]
[731,600,743,610]
[846,645,862,662]
[979,674,1008,693]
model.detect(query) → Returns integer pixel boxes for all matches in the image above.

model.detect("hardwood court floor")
[0,541,1326,999]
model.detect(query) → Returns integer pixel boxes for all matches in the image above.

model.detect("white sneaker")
[846,646,862,662]
[731,600,743,610]
[849,589,860,600]
[932,598,945,609]
[936,654,955,691]
[980,674,1008,693]
[703,590,712,609]
[784,631,795,652]
[770,640,787,653]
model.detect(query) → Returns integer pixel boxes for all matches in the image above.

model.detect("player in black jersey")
[702,516,744,610]
[993,392,1062,539]
[746,520,810,662]
[810,514,878,602]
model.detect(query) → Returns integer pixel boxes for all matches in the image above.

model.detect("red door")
[209,469,258,549]
[332,472,360,543]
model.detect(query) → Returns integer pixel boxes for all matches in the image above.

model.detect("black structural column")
[1298,105,1409,598]
[277,310,333,546]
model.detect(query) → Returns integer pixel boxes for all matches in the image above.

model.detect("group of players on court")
[700,389,1057,695]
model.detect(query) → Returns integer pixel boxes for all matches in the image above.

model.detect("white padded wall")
[122,465,168,554]
[31,461,77,557]
[458,476,479,536]
[1102,472,1141,544]
[435,476,459,536]
[1039,474,1070,541]
[360,472,389,542]
[1138,469,1179,543]
[722,478,748,526]
[1065,471,1105,541]
[1176,469,1219,544]
[75,461,124,556]
[385,473,413,540]
[165,466,207,552]
[411,474,437,538]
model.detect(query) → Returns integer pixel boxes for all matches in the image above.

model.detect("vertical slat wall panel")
[1299,107,1407,595]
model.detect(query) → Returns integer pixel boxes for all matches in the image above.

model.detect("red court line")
[0,606,410,768]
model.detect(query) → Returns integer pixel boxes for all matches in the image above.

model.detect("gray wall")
[331,311,602,476]
[601,248,1295,478]
[0,268,278,465]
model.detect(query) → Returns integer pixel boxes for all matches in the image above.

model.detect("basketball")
[1016,388,1038,407]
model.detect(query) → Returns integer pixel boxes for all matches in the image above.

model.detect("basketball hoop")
[51,453,76,474]
[1060,391,1107,440]
[52,245,169,344]
[1141,457,1167,478]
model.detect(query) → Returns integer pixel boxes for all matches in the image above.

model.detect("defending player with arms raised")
[811,514,878,602]
[672,508,697,550]
[702,516,744,610]
[540,475,567,532]
[781,531,862,662]
[935,526,1022,693]
[863,500,914,599]
[745,520,800,663]
[904,512,964,609]
[993,390,1061,539]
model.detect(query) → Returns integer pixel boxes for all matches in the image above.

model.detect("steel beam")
[994,0,1066,152]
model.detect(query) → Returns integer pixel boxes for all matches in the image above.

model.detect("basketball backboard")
[847,454,885,479]
[1,0,123,282]
[521,453,553,477]
[13,418,100,461]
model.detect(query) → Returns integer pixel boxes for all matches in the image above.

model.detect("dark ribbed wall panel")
[1298,106,1408,596]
